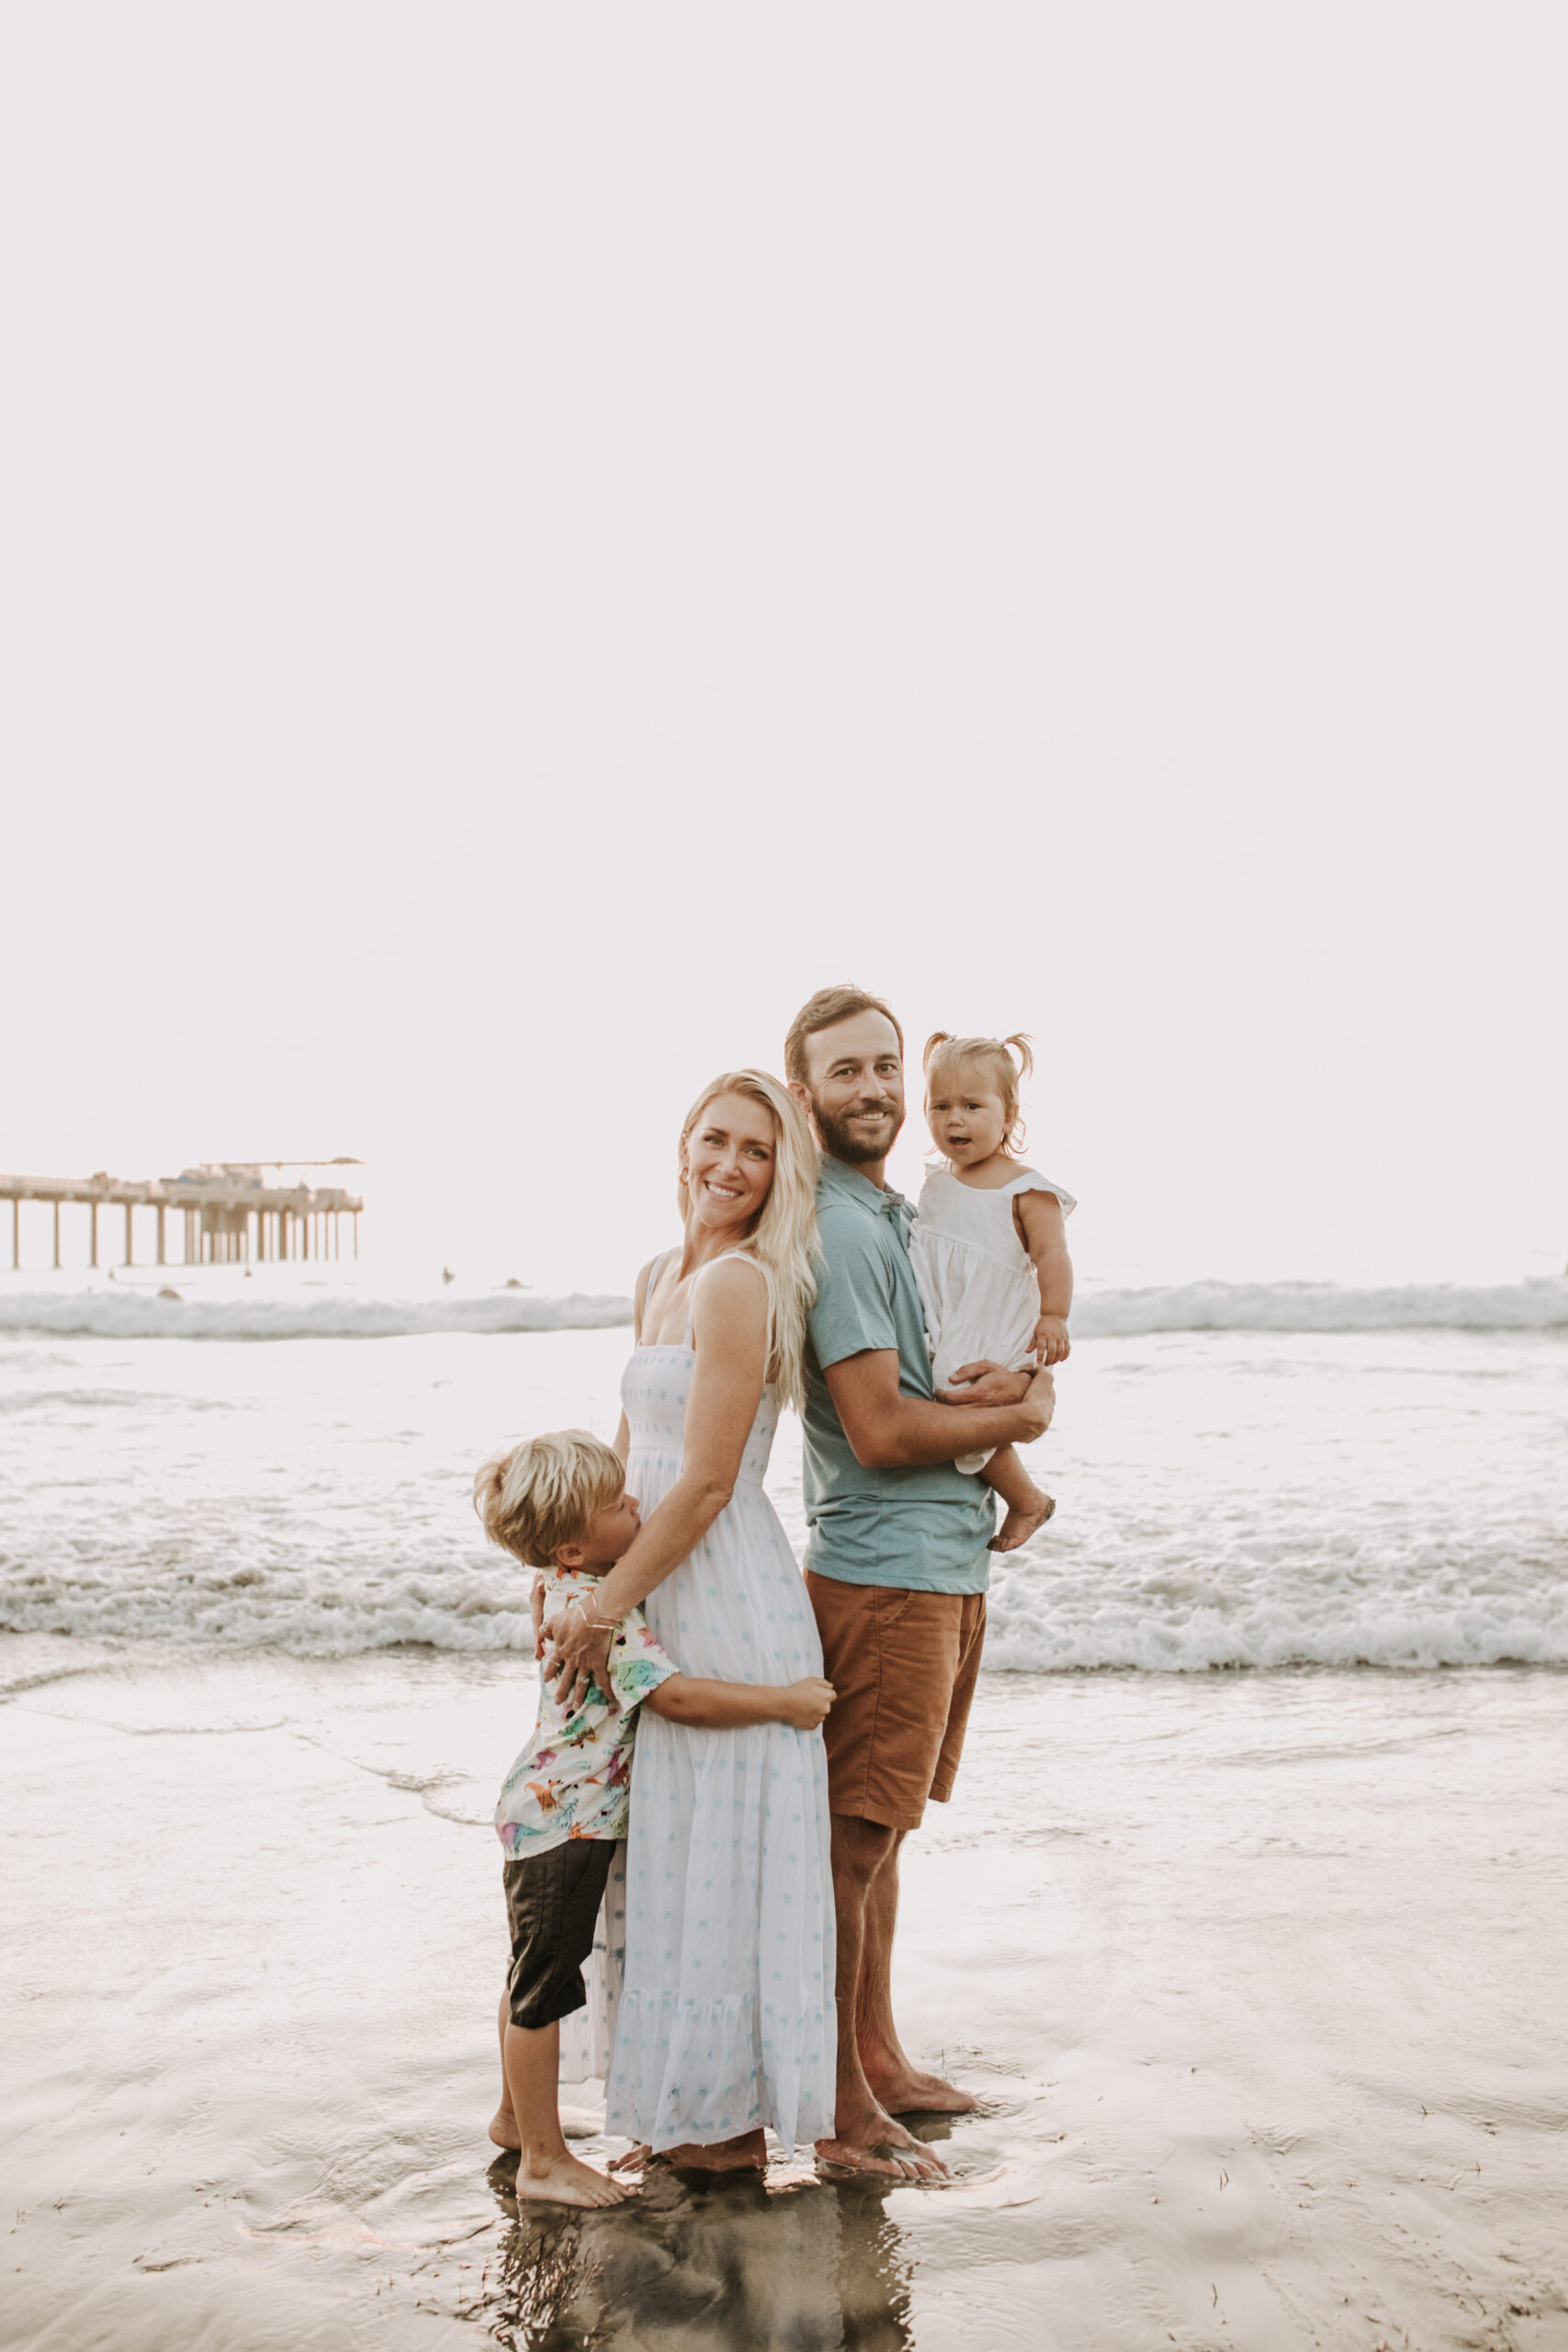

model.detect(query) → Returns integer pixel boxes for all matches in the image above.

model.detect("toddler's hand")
[1033,1316,1071,1366]
[779,1677,835,1729]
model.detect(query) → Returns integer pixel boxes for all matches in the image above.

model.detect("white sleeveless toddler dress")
[604,1252,837,2155]
[908,1164,1076,1474]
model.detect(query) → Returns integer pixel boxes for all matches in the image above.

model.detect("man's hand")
[936,1360,1032,1408]
[541,1600,615,1715]
[529,1575,547,1661]
[1032,1316,1071,1367]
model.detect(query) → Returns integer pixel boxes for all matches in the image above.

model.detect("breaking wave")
[2,1277,1565,1341]
[0,1290,635,1340]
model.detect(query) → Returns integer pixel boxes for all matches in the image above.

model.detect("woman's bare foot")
[608,2143,651,2175]
[655,2128,768,2172]
[864,2061,977,2117]
[488,2104,521,2152]
[987,1490,1055,1554]
[513,2149,636,2209]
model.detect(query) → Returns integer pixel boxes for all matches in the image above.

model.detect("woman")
[546,1068,834,2168]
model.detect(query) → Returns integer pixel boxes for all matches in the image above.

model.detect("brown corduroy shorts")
[806,1572,987,1832]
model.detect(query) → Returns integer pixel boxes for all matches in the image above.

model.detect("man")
[784,984,1055,2178]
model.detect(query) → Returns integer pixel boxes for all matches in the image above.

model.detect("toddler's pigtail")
[1004,1033,1035,1081]
[921,1031,953,1074]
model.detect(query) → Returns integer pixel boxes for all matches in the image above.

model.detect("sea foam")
[2,1277,1565,1341]
[4,1316,1566,1675]
[0,1290,635,1340]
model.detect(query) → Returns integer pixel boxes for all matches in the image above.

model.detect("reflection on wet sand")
[480,2154,919,2351]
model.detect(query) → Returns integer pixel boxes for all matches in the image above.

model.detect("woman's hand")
[541,1600,615,1714]
[1032,1315,1071,1366]
[777,1677,835,1729]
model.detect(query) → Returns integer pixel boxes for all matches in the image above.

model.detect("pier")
[1,1163,364,1272]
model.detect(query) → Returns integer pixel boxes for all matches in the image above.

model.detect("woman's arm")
[546,1256,769,1697]
[643,1673,834,1731]
[1015,1191,1073,1365]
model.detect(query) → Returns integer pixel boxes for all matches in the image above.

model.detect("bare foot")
[608,2143,651,2175]
[655,2129,768,2172]
[987,1491,1055,1554]
[488,2105,521,2152]
[816,2109,949,2179]
[513,2149,637,2209]
[865,2062,977,2117]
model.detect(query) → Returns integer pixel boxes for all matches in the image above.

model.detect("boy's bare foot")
[816,2108,949,2179]
[488,2104,521,2152]
[513,2149,636,2209]
[987,1492,1055,1554]
[864,2061,977,2116]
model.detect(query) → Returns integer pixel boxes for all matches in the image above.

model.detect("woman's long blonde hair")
[677,1069,820,1412]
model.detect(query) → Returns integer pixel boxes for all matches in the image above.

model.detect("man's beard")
[810,1092,905,1166]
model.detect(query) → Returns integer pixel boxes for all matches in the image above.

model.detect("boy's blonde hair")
[473,1430,624,1567]
[922,1031,1036,1157]
[677,1068,820,1414]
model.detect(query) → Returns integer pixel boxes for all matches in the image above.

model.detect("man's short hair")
[784,985,905,1086]
[473,1429,624,1567]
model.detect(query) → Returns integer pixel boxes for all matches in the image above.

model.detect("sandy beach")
[5,1631,1563,2350]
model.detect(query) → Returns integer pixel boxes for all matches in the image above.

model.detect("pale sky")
[3,4,1564,1294]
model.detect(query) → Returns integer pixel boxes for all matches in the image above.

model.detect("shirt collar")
[819,1155,914,1231]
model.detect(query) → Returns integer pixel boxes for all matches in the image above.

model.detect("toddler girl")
[908,1032,1075,1555]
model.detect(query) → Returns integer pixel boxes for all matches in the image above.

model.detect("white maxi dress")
[604,1255,837,2154]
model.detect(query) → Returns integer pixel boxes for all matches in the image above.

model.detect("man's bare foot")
[513,2149,636,2209]
[816,2109,949,2179]
[654,2128,768,2172]
[987,1491,1055,1554]
[864,2062,977,2117]
[489,2104,521,2152]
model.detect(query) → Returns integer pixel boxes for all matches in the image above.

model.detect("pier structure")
[1,1163,364,1272]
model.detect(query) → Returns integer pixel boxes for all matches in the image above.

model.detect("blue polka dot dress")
[604,1314,837,2155]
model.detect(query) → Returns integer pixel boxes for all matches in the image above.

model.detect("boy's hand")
[1032,1315,1071,1366]
[779,1677,835,1729]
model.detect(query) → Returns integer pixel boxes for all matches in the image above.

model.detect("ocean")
[6,1263,1565,2349]
[5,1266,1564,1675]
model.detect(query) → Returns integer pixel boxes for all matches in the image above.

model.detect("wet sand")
[3,1634,1564,2350]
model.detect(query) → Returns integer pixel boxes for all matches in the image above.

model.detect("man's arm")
[825,1349,1054,1470]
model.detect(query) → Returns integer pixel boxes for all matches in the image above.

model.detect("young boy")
[474,1429,834,2209]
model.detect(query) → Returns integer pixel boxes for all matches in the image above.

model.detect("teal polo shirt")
[802,1157,995,1593]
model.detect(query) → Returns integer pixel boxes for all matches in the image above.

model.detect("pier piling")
[2,1165,364,1275]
